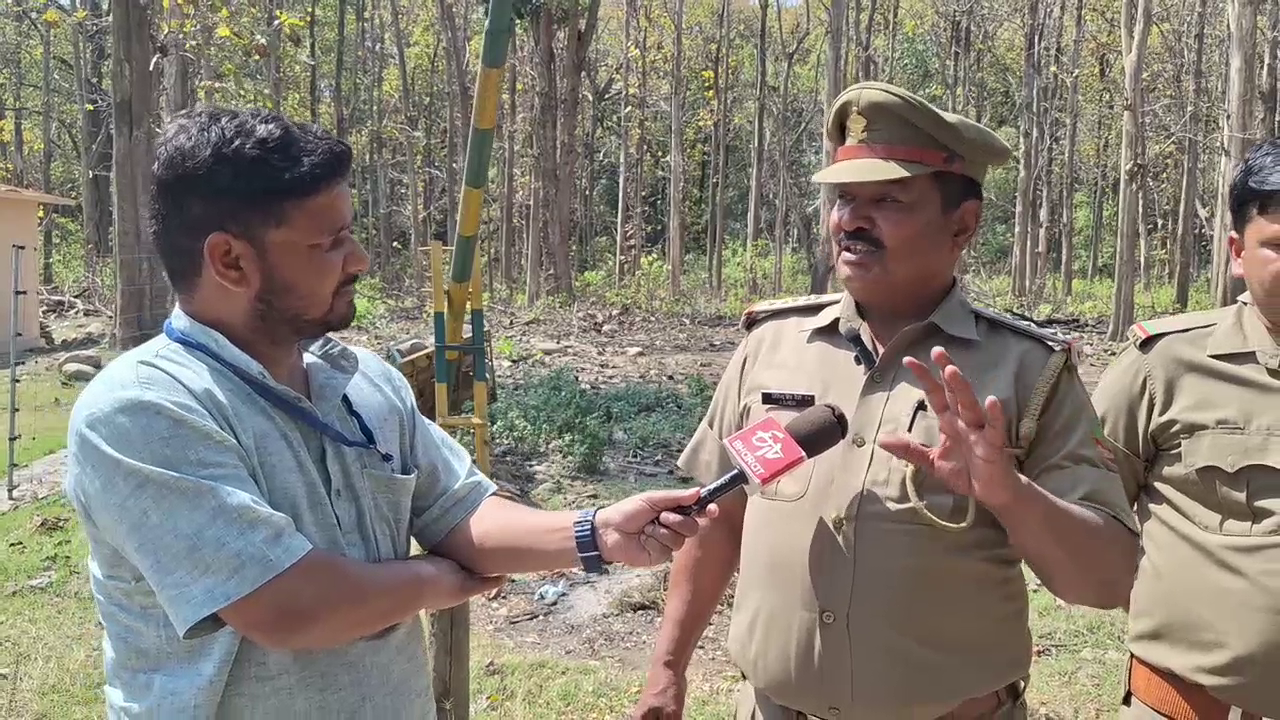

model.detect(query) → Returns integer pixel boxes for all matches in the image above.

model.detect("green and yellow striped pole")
[428,0,513,717]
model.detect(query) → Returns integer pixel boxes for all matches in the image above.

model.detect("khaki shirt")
[680,284,1136,720]
[1092,293,1280,717]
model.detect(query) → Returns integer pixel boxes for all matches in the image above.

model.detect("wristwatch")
[573,508,609,575]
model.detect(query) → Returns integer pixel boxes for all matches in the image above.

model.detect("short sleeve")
[405,411,498,551]
[1090,345,1155,505]
[64,383,315,641]
[677,338,750,486]
[1019,353,1140,534]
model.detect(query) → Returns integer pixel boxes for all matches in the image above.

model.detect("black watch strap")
[573,508,609,575]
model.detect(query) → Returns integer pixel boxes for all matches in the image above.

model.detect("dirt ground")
[5,299,1124,689]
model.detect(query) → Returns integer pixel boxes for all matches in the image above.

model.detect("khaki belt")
[1128,654,1266,720]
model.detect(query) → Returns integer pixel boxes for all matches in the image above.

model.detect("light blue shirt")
[63,306,496,719]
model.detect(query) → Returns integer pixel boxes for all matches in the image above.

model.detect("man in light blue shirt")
[64,106,716,719]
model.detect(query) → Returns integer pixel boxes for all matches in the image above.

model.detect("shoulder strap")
[739,293,843,331]
[970,305,1080,364]
[1127,311,1221,347]
[967,306,1079,460]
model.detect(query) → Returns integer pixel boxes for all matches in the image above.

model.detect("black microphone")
[844,327,878,368]
[674,403,849,516]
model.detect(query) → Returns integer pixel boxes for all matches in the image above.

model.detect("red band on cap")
[835,143,965,172]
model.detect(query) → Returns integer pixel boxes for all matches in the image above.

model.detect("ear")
[1228,229,1246,279]
[949,200,982,251]
[203,231,261,293]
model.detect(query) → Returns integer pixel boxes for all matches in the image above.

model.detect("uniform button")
[853,435,866,448]
[828,708,841,717]
[871,371,883,383]
[821,610,835,624]
[831,513,846,533]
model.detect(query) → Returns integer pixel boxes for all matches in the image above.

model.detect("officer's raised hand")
[877,345,1024,510]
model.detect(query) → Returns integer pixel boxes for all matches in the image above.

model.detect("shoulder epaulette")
[739,293,843,331]
[1127,309,1224,346]
[971,305,1081,363]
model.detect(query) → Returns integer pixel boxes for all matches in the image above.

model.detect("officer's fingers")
[902,356,950,415]
[981,395,1007,447]
[942,364,986,429]
[876,433,934,469]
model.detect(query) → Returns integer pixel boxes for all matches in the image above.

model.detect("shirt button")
[853,435,866,448]
[828,708,841,717]
[334,488,342,498]
[871,371,883,383]
[821,610,836,624]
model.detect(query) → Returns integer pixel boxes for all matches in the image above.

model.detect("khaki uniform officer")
[1092,139,1280,720]
[632,82,1140,720]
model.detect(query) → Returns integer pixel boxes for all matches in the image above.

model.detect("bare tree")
[1106,0,1152,343]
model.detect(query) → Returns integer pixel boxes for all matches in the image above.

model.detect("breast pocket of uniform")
[885,398,964,526]
[1176,431,1280,537]
[747,404,817,503]
[361,467,418,560]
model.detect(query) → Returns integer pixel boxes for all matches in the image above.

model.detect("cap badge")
[847,110,868,144]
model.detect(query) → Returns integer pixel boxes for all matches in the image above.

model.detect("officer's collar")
[1207,294,1279,366]
[806,280,979,341]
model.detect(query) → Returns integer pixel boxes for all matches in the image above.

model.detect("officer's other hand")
[595,487,720,567]
[632,668,687,719]
[876,345,1024,510]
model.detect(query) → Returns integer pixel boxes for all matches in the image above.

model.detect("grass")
[0,360,86,470]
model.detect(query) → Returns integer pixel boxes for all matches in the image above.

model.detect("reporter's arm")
[217,550,496,650]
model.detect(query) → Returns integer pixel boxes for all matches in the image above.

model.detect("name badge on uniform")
[761,390,815,408]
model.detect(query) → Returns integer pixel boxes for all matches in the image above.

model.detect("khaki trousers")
[733,681,1028,720]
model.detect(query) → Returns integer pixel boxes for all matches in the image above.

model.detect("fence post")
[7,243,25,501]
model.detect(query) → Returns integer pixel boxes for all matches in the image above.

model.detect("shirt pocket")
[746,403,817,503]
[361,467,418,559]
[884,398,964,527]
[1175,431,1280,537]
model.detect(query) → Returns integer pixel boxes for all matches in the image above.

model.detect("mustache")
[838,230,884,250]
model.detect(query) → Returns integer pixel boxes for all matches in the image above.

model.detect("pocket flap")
[1182,431,1280,473]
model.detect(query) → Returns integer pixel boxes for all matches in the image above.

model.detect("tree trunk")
[40,5,54,285]
[1106,0,1152,342]
[1211,0,1260,307]
[814,0,846,294]
[745,0,769,298]
[112,0,170,348]
[1012,0,1039,297]
[1173,0,1208,309]
[668,0,685,296]
[614,0,635,283]
[1059,0,1085,297]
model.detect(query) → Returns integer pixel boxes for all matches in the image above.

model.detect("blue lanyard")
[163,319,395,466]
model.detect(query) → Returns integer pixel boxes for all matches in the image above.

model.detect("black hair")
[932,170,984,213]
[149,106,353,295]
[1230,138,1280,236]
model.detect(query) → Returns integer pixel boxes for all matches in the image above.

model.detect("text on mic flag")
[722,415,808,487]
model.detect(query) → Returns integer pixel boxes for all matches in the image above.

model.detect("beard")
[251,273,360,343]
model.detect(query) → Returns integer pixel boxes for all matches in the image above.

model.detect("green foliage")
[488,367,713,475]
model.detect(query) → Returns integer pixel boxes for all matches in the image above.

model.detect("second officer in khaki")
[631,82,1140,720]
